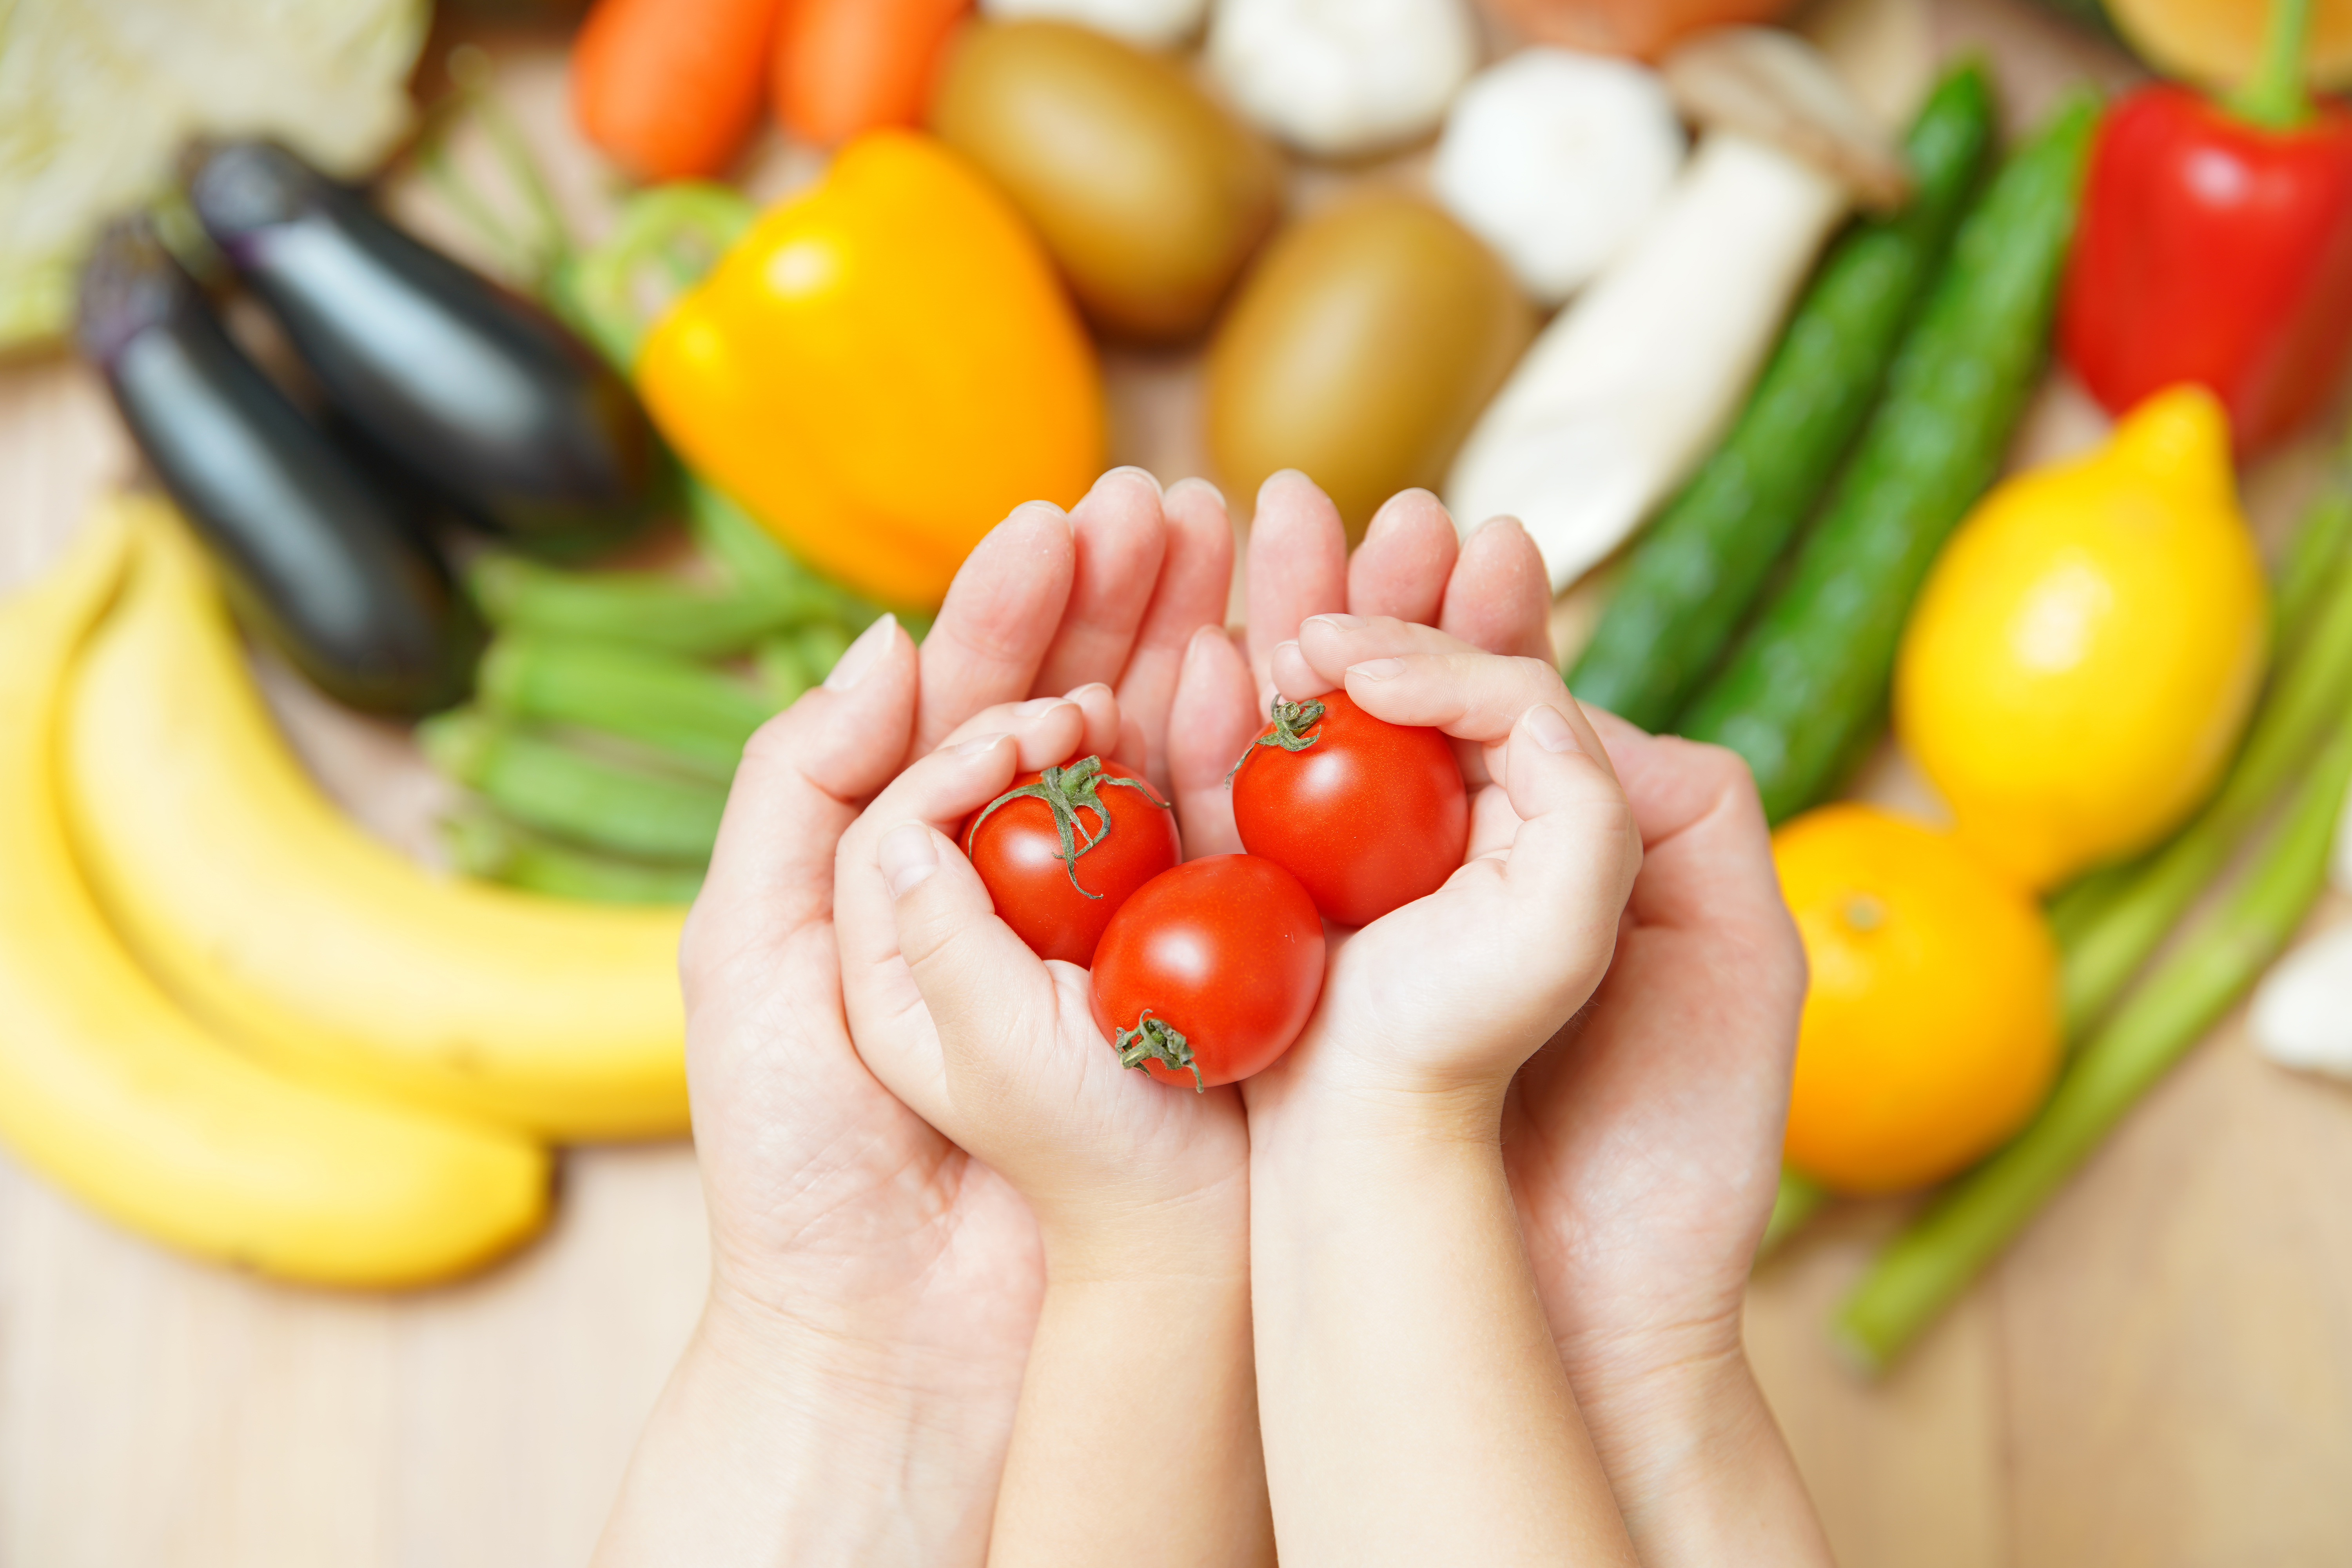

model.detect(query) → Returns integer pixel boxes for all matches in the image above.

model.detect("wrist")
[1032,1166,1252,1286]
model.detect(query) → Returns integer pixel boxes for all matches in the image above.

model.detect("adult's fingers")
[1114,477,1236,791]
[683,613,917,998]
[1031,468,1169,701]
[913,501,1077,758]
[1346,489,1458,627]
[1165,625,1258,858]
[1589,721,1791,940]
[1244,471,1347,698]
[1439,516,1554,662]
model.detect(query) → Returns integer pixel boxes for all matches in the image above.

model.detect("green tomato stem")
[1838,713,2352,1374]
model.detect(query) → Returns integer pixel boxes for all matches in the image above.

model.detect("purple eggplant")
[77,218,479,716]
[186,140,658,549]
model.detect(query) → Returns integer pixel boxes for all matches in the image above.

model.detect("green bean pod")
[420,710,726,862]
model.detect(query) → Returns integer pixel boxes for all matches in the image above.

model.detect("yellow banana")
[61,501,691,1141]
[0,507,549,1287]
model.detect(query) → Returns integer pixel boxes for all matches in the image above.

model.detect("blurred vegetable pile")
[2,0,2349,1330]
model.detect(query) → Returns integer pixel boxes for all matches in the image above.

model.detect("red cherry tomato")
[1229,689,1469,927]
[960,755,1179,965]
[1089,855,1326,1090]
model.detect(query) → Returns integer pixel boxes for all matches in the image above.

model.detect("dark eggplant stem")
[1112,1010,1204,1093]
[1225,695,1327,784]
[967,755,1170,898]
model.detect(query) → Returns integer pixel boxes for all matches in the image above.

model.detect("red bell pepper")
[2060,0,2352,455]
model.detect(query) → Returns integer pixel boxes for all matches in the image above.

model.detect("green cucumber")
[1569,64,1996,730]
[1677,95,2101,822]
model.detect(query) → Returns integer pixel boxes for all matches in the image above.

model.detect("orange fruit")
[1773,804,2062,1194]
[2106,0,2352,94]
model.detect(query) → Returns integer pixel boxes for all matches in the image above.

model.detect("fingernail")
[1526,704,1581,754]
[824,613,897,691]
[956,731,1010,757]
[1063,681,1112,704]
[1350,658,1405,681]
[1305,612,1365,632]
[1168,476,1226,509]
[879,823,939,897]
[1093,464,1163,498]
[1016,696,1071,719]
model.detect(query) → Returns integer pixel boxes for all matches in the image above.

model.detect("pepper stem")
[1111,1011,1205,1093]
[967,756,1171,898]
[2229,0,2316,132]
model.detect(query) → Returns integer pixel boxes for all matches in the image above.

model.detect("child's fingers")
[1268,638,1332,699]
[878,822,1066,1120]
[911,501,1076,758]
[1165,624,1258,858]
[1031,469,1168,700]
[1347,489,1458,627]
[1439,514,1554,662]
[926,692,1104,772]
[685,613,916,991]
[1346,651,1618,791]
[1113,476,1236,795]
[1244,470,1348,700]
[1492,703,1643,989]
[1294,614,1472,687]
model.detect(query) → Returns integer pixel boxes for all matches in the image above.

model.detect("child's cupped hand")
[1240,615,1645,1126]
[833,684,1249,1252]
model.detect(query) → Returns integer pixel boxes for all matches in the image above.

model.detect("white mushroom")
[1206,0,1480,159]
[1662,25,1913,209]
[978,0,1209,48]
[1431,49,1687,307]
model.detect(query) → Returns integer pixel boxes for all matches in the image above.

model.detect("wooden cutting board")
[4,1,2350,1562]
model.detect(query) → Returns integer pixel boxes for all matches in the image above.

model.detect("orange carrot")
[571,0,784,181]
[773,0,973,146]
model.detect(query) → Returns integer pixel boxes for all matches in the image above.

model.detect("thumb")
[877,822,1059,1109]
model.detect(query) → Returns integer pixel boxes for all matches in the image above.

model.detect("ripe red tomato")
[960,755,1179,965]
[1089,855,1326,1090]
[1229,689,1469,927]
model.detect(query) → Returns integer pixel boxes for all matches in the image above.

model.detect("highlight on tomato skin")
[1087,854,1327,1090]
[960,754,1179,967]
[1229,688,1470,928]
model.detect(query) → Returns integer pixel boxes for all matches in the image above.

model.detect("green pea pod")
[1570,64,1996,730]
[1678,95,2100,822]
[420,710,726,862]
[477,631,779,782]
[445,811,705,906]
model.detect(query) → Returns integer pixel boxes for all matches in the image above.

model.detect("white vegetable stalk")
[1445,133,1849,589]
[979,0,1208,47]
[1207,0,1479,158]
[2252,924,2352,1079]
[1432,49,1687,306]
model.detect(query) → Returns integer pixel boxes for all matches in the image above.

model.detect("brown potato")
[927,19,1284,344]
[1206,192,1533,542]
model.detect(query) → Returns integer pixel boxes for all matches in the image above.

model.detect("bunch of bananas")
[0,497,692,1287]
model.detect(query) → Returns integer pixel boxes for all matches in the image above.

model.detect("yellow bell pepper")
[637,131,1105,608]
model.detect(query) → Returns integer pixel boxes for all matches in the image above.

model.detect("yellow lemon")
[1895,386,2268,891]
[1775,805,2062,1194]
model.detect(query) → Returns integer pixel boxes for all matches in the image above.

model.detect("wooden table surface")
[6,2,2352,1562]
